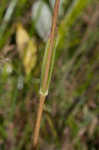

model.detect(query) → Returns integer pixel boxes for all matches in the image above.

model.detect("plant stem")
[33,0,60,149]
[33,95,46,149]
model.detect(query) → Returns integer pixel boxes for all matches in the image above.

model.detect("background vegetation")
[0,0,99,149]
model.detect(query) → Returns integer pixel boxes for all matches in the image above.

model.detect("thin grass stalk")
[0,0,18,41]
[33,0,60,149]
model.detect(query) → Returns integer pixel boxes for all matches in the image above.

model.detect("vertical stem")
[42,0,60,91]
[33,0,60,149]
[33,95,46,149]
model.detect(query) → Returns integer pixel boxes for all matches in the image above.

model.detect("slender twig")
[33,0,60,149]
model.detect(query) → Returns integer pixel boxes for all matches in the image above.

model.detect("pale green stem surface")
[40,0,91,95]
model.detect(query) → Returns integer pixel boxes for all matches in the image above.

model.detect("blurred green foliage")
[0,0,99,150]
